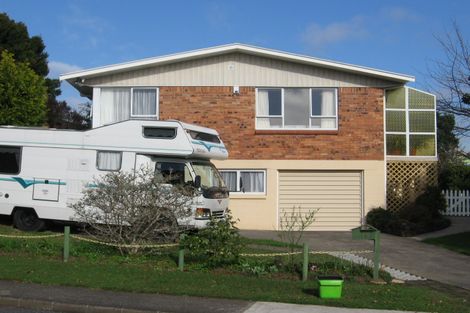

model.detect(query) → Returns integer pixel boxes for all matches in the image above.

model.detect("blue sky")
[1,0,469,148]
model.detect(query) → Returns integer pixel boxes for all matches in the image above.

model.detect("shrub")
[71,167,195,254]
[365,207,393,231]
[367,186,451,236]
[414,186,447,218]
[277,206,317,270]
[181,210,243,268]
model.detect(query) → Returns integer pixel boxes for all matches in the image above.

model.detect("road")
[0,308,61,313]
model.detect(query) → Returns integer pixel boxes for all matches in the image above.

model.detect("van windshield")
[155,162,193,185]
[191,162,225,189]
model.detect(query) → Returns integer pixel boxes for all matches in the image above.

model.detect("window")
[385,87,436,157]
[96,151,122,171]
[143,127,176,139]
[192,162,225,188]
[132,89,157,117]
[188,130,220,143]
[100,88,158,125]
[256,88,338,130]
[155,162,193,185]
[220,170,266,194]
[0,146,21,174]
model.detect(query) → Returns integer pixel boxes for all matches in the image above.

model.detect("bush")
[414,186,447,218]
[71,167,195,254]
[182,210,243,268]
[367,186,451,236]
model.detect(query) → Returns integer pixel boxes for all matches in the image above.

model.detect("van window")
[188,130,220,143]
[97,151,122,171]
[0,146,21,174]
[143,127,176,139]
[155,162,192,185]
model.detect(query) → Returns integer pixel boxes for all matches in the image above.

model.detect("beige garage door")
[278,171,363,231]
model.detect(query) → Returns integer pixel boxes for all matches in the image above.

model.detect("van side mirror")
[194,175,201,188]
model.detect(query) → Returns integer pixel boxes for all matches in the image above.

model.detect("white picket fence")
[442,190,470,216]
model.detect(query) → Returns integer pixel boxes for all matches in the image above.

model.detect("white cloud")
[60,4,110,48]
[206,2,229,29]
[301,16,368,50]
[380,7,419,23]
[48,61,82,78]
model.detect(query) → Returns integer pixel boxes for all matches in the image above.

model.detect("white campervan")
[0,120,229,231]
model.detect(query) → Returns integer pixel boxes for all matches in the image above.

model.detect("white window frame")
[385,86,437,158]
[96,151,122,172]
[130,87,159,118]
[255,87,338,131]
[219,169,266,195]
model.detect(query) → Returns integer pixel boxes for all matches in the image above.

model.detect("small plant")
[277,206,317,269]
[239,260,279,276]
[181,210,243,267]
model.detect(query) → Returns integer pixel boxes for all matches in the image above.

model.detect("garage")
[278,171,363,231]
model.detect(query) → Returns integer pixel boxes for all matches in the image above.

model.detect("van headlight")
[195,208,211,219]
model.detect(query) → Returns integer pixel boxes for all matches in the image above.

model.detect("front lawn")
[0,224,468,313]
[423,232,470,255]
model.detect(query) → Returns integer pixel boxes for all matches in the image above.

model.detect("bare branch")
[71,166,195,254]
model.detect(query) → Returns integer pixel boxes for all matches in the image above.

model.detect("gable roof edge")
[59,43,415,83]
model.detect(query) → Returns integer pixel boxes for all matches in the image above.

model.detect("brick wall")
[160,86,384,160]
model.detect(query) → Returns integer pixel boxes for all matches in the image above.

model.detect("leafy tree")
[0,51,47,126]
[0,12,86,128]
[47,99,91,130]
[437,113,460,166]
[0,12,48,77]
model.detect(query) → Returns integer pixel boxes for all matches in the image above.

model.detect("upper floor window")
[100,87,158,125]
[256,88,337,130]
[385,87,436,157]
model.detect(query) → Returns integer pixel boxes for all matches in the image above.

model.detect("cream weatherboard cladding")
[278,171,363,231]
[84,53,401,88]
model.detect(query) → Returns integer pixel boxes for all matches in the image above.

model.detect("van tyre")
[13,208,45,232]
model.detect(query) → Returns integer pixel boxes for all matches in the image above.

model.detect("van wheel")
[13,208,45,232]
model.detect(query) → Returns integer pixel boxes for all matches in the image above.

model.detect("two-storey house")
[61,44,437,231]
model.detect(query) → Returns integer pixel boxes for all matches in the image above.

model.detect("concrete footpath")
[0,280,423,313]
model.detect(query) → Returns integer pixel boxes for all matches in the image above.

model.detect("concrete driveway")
[241,225,470,290]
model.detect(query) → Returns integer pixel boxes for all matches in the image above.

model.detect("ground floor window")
[219,170,266,194]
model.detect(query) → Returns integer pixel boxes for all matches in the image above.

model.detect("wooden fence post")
[63,226,70,263]
[302,242,309,282]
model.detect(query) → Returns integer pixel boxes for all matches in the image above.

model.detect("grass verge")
[0,224,468,313]
[0,255,469,313]
[423,232,470,255]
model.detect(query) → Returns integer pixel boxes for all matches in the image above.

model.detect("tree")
[47,100,91,130]
[71,167,195,255]
[429,22,470,137]
[0,12,85,128]
[437,112,460,166]
[0,12,48,77]
[0,51,47,126]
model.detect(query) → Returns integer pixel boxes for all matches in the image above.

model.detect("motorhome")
[0,120,229,231]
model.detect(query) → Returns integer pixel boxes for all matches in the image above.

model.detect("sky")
[1,0,469,148]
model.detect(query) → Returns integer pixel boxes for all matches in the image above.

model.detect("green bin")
[317,276,343,299]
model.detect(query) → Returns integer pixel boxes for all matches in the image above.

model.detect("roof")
[60,43,415,84]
